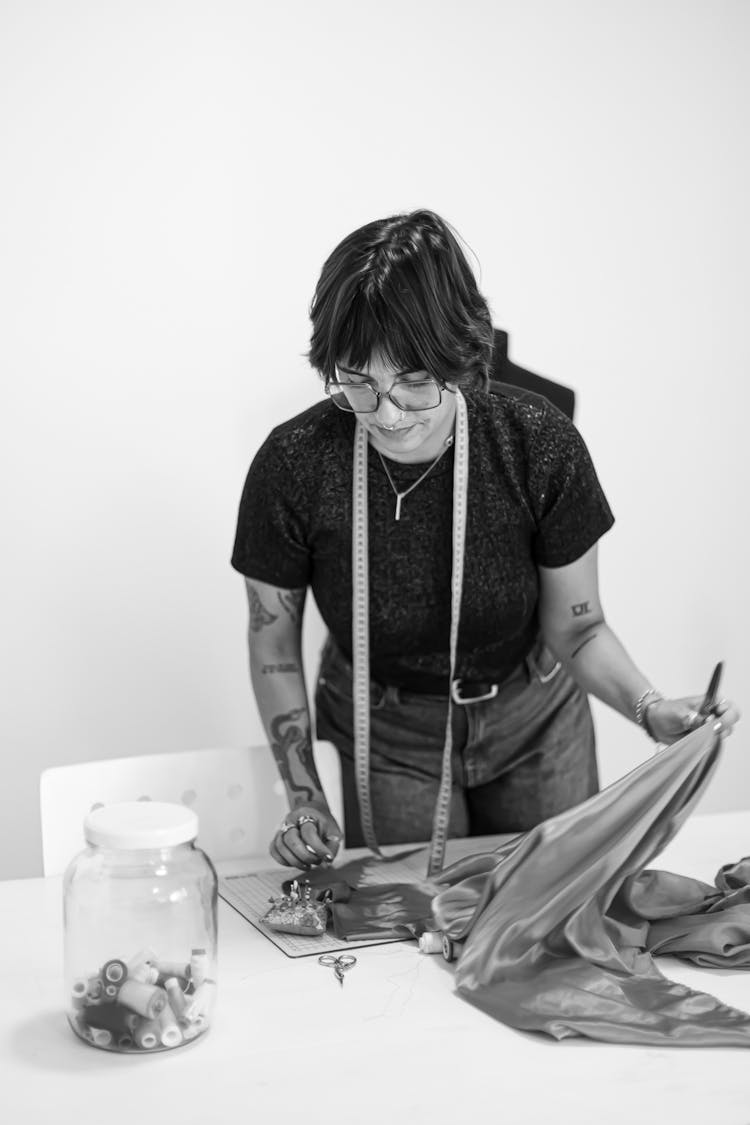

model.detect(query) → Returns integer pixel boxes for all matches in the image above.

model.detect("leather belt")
[450,679,500,705]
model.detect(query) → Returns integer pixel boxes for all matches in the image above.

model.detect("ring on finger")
[279,821,296,837]
[687,710,700,728]
[296,815,317,828]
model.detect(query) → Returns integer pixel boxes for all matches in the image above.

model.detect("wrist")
[642,699,664,741]
[290,796,329,815]
[634,687,664,740]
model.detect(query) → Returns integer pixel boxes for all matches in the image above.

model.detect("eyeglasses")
[326,373,445,413]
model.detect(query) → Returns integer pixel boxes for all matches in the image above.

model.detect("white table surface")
[2,812,750,1125]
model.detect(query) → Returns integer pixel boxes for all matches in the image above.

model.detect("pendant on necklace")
[395,494,403,521]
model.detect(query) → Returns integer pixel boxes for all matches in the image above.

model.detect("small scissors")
[318,954,357,987]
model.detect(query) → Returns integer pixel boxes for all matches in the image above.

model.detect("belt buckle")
[450,679,499,706]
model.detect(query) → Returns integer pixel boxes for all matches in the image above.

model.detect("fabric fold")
[432,724,750,1046]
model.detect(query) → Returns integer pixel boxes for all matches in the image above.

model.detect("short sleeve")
[230,431,312,588]
[529,405,615,567]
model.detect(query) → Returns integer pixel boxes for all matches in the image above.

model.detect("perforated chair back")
[39,741,343,876]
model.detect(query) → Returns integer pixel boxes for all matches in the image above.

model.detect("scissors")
[699,661,724,718]
[318,954,357,987]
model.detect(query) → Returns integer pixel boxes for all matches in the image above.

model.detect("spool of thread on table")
[441,935,464,962]
[418,931,444,954]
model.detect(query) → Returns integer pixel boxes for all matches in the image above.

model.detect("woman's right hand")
[269,804,343,869]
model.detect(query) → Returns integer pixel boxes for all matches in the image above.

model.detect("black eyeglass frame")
[324,372,452,414]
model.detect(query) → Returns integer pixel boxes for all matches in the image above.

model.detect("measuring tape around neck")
[352,390,470,876]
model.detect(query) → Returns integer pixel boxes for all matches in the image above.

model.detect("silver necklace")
[375,434,454,521]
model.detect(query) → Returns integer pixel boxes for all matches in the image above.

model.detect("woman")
[231,209,739,870]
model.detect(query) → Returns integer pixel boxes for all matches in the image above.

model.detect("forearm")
[544,619,652,726]
[249,645,329,813]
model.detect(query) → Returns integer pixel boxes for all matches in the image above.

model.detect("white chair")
[39,741,344,876]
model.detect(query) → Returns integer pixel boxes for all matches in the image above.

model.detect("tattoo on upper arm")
[262,663,300,674]
[269,708,319,804]
[277,589,305,626]
[571,602,591,617]
[248,584,278,632]
[570,633,598,659]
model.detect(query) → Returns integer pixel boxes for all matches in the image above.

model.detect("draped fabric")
[432,724,750,1046]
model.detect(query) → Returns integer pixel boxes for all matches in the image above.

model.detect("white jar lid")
[83,801,199,850]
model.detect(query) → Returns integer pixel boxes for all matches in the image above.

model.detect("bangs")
[332,285,435,377]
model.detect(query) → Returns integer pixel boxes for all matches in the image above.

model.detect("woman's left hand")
[646,696,741,745]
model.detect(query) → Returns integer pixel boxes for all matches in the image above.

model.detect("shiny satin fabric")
[432,724,750,1045]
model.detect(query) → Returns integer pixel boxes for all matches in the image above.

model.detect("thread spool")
[441,935,464,962]
[164,977,187,1020]
[190,949,209,987]
[86,976,103,1002]
[83,1003,132,1034]
[181,1014,206,1041]
[418,931,444,955]
[127,949,158,983]
[128,948,158,972]
[183,980,215,1023]
[102,959,128,985]
[157,1007,183,1048]
[130,962,159,985]
[133,1019,160,1050]
[117,979,168,1020]
[71,979,88,1009]
[72,1015,94,1043]
[155,960,189,983]
[90,1027,113,1048]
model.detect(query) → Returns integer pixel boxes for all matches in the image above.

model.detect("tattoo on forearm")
[571,633,598,659]
[277,589,305,626]
[248,585,278,632]
[269,708,319,804]
[571,602,591,617]
[262,663,300,674]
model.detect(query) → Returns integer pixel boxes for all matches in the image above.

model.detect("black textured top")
[231,383,615,692]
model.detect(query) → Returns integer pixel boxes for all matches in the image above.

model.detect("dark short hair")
[306,209,494,391]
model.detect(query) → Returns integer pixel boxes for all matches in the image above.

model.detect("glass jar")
[63,801,218,1052]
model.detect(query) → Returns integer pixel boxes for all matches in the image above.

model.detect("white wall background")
[2,0,748,880]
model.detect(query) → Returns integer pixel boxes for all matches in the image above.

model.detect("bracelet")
[634,687,664,728]
[642,699,663,742]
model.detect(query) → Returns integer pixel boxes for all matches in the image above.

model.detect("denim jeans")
[314,634,599,848]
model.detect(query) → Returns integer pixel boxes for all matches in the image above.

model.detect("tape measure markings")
[352,391,469,875]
